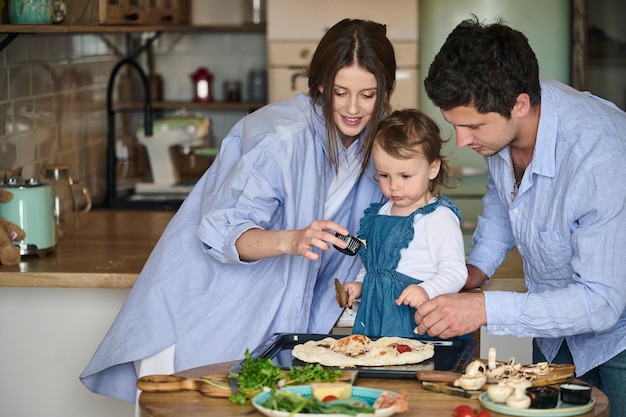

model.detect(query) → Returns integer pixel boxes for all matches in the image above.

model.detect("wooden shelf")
[0,23,266,34]
[589,57,626,66]
[112,101,265,112]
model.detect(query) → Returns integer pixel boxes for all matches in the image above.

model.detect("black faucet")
[106,57,153,208]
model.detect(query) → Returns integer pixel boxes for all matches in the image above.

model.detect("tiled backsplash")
[0,33,121,204]
[0,31,266,206]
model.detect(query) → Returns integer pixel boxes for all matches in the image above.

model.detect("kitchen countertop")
[0,209,174,288]
[0,209,525,290]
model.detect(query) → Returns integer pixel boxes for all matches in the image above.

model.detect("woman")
[80,18,397,403]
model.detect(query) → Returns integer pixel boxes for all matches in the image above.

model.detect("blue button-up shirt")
[468,79,626,376]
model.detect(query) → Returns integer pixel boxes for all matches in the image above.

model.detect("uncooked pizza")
[292,335,435,368]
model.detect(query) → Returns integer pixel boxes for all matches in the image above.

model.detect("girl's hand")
[396,284,429,308]
[343,282,363,308]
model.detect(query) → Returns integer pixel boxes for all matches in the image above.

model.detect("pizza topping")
[334,334,372,356]
[396,344,412,353]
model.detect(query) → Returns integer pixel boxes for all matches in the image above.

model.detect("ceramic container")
[526,386,560,409]
[9,0,54,24]
[560,383,592,405]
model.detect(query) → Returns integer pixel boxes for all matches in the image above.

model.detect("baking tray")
[238,333,477,379]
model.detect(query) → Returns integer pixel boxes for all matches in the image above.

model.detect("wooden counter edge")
[0,272,136,288]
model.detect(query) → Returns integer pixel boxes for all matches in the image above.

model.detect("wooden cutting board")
[417,364,575,399]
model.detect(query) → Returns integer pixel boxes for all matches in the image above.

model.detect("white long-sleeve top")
[356,199,467,299]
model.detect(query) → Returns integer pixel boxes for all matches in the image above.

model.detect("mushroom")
[454,360,487,391]
[505,376,532,391]
[506,387,531,409]
[487,381,515,403]
[485,347,506,379]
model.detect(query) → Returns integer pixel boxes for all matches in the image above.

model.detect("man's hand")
[464,264,489,289]
[414,292,487,338]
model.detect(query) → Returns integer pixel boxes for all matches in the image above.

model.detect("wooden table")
[139,361,609,417]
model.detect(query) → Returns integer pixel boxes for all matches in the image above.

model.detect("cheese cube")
[310,382,352,401]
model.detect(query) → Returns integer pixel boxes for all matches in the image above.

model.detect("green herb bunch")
[228,350,344,405]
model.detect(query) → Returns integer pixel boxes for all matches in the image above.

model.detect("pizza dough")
[292,335,435,367]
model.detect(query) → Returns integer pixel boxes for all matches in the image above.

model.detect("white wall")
[0,288,134,417]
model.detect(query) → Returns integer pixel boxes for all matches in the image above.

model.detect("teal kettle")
[0,177,57,258]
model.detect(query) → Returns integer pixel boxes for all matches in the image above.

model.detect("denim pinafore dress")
[352,196,461,338]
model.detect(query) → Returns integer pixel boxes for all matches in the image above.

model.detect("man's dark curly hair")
[424,15,541,118]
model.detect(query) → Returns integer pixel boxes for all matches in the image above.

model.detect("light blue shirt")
[468,79,626,376]
[80,94,384,402]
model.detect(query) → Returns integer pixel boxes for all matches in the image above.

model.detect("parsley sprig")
[228,349,344,405]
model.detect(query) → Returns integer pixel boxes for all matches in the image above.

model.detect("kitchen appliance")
[134,117,216,198]
[0,177,57,258]
[266,0,418,109]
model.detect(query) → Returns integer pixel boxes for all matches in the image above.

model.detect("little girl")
[342,109,467,338]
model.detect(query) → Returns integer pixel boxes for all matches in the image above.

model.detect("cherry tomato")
[476,411,492,417]
[396,344,411,353]
[322,395,338,402]
[452,404,476,417]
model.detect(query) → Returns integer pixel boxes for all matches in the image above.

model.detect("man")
[417,16,626,415]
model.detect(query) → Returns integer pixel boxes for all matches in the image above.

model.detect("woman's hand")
[288,220,351,260]
[343,282,363,308]
[396,284,428,308]
[236,220,350,261]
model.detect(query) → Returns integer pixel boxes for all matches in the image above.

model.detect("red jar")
[191,67,214,102]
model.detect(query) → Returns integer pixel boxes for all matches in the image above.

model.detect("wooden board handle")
[416,370,461,384]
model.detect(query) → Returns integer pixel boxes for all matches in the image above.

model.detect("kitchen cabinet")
[266,0,418,109]
[99,0,152,25]
[61,0,189,25]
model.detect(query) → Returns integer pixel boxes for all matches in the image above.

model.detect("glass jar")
[41,164,92,228]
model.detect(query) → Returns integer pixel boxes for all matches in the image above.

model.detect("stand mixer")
[135,117,215,197]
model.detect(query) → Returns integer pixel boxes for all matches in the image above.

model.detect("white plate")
[252,385,398,417]
[478,392,595,416]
